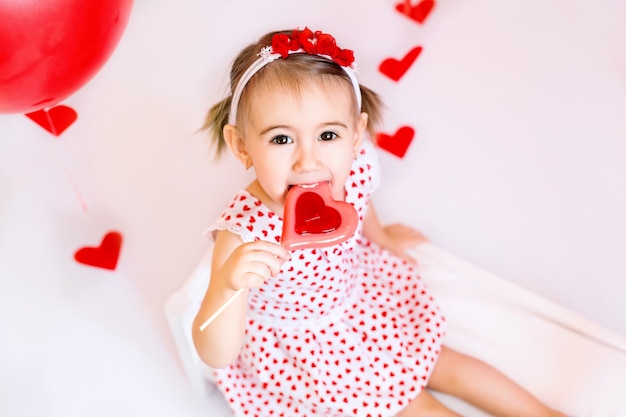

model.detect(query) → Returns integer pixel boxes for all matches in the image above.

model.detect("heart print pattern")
[208,140,446,416]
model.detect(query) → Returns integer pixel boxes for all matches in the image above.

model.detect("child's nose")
[293,146,322,173]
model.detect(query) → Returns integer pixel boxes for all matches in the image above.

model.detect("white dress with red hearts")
[207,140,446,417]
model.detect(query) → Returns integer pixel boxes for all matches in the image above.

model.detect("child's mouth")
[287,182,327,192]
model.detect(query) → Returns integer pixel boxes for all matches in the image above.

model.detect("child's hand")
[217,240,290,291]
[381,224,429,264]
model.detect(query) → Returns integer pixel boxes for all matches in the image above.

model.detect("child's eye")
[271,135,292,145]
[319,131,338,141]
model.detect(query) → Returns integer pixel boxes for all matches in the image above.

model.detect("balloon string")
[55,139,88,212]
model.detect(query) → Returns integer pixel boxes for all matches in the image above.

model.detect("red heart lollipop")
[281,182,358,251]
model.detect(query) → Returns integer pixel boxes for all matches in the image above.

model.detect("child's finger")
[230,243,289,289]
[247,240,291,261]
[248,248,288,276]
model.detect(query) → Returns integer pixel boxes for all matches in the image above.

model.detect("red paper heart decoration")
[379,46,423,82]
[396,0,436,24]
[376,126,415,158]
[282,182,358,251]
[25,105,77,136]
[74,231,123,270]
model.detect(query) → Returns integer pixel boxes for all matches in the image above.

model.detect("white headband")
[228,45,362,125]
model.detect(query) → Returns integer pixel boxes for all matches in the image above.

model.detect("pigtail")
[202,95,232,157]
[359,84,385,140]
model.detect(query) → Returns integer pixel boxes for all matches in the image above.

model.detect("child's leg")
[396,389,462,417]
[426,346,567,417]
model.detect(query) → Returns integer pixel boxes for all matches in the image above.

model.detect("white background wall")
[0,0,625,415]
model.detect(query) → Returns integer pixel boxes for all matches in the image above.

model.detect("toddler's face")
[243,81,366,215]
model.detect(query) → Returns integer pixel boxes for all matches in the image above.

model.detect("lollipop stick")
[198,288,245,331]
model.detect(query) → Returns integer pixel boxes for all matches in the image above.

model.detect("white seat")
[164,244,217,395]
[164,242,626,415]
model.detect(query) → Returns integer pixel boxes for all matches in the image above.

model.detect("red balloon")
[0,0,134,114]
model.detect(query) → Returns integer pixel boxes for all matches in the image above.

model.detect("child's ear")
[224,124,252,169]
[353,112,369,150]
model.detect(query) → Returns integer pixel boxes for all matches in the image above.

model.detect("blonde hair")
[202,29,384,157]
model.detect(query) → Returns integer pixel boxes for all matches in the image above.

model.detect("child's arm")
[191,230,289,368]
[361,201,429,264]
